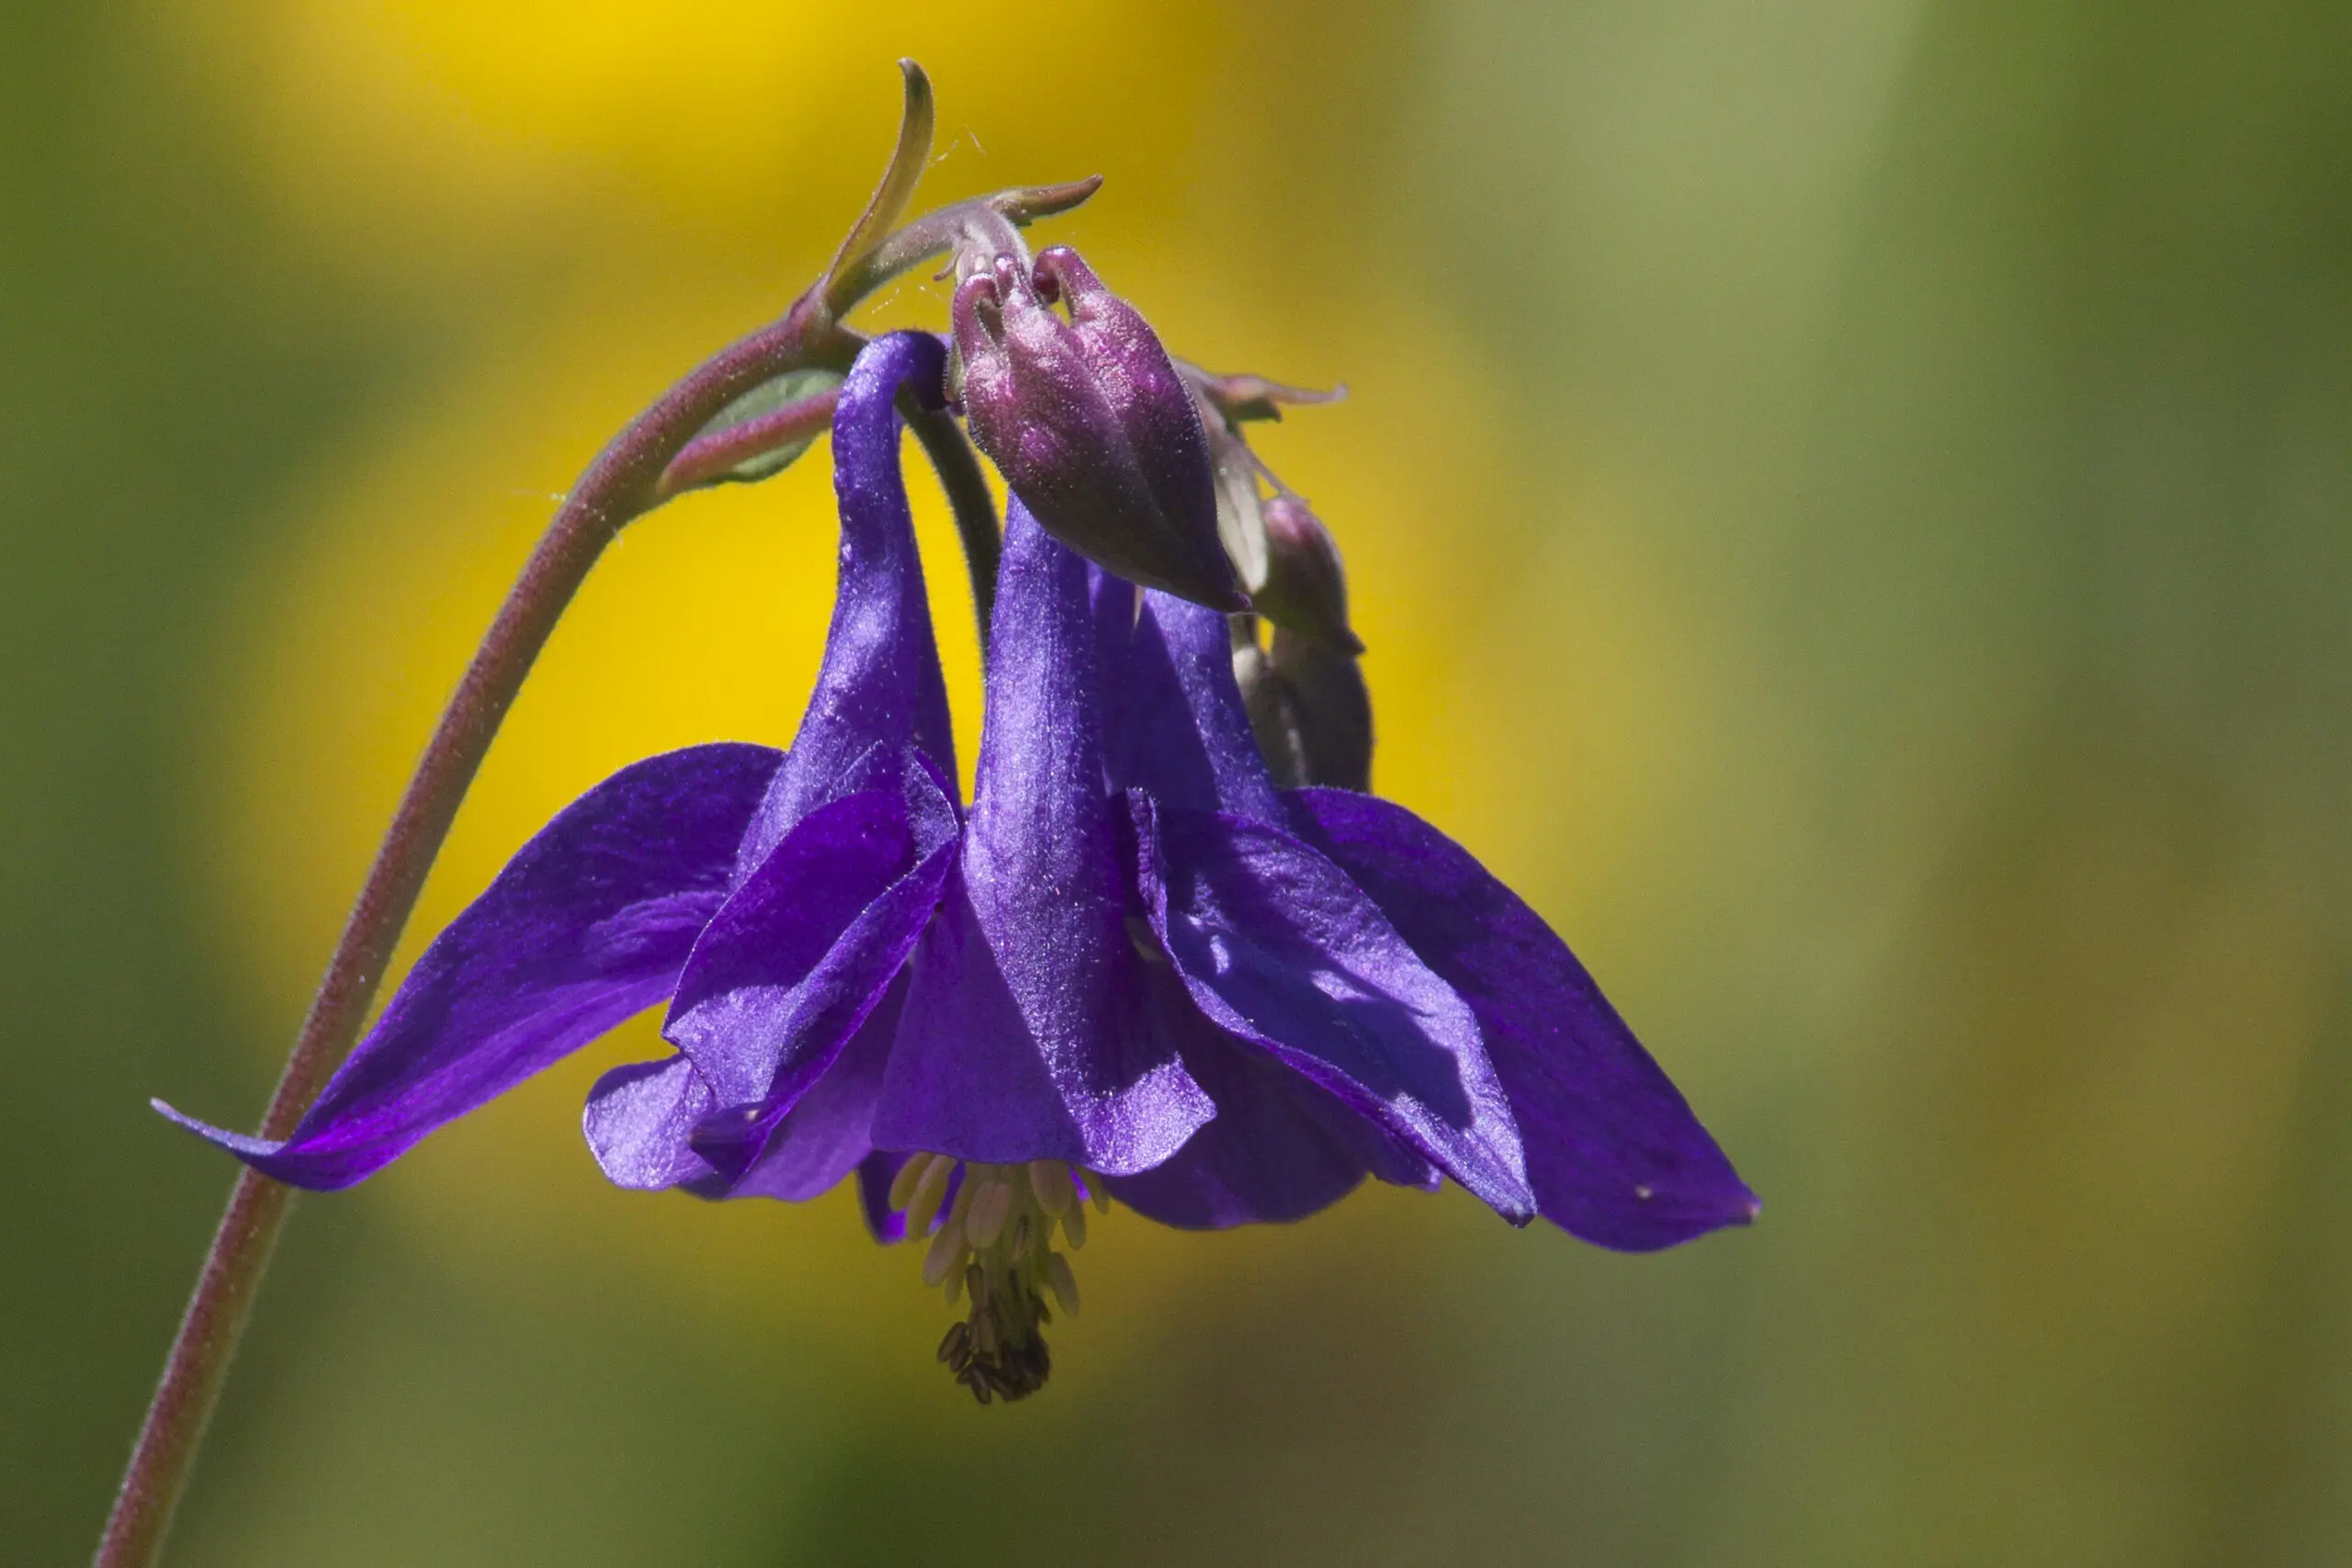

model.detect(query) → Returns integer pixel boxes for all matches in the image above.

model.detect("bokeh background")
[8,2,2351,1562]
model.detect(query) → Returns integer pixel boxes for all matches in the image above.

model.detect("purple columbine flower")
[662,499,1752,1398]
[160,333,1754,1408]
[647,499,1554,1398]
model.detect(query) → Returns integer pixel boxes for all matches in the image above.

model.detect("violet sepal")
[153,743,782,1190]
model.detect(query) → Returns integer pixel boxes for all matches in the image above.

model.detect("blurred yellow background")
[8,2,2350,1563]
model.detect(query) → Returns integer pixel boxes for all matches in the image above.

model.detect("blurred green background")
[8,1,2351,1562]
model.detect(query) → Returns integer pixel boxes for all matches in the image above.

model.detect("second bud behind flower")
[1252,493,1364,656]
[955,246,1246,611]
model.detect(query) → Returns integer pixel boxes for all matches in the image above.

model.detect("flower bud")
[954,246,1246,610]
[1250,494,1363,655]
[1237,619,1374,792]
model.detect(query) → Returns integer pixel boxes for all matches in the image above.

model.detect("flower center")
[886,1154,1105,1404]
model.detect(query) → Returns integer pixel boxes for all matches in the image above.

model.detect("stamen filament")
[1045,1253,1080,1317]
[922,1216,968,1287]
[943,1161,979,1232]
[1028,1159,1075,1215]
[891,1153,1094,1404]
[888,1151,935,1213]
[903,1156,953,1237]
[966,1176,1013,1247]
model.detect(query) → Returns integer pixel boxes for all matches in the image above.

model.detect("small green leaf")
[695,368,846,486]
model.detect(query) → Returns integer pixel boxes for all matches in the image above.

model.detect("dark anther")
[938,1275,1056,1404]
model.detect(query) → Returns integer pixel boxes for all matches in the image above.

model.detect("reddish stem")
[654,384,844,499]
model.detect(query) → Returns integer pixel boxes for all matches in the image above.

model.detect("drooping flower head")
[695,498,1757,1395]
[695,500,1555,1398]
[161,321,1756,1409]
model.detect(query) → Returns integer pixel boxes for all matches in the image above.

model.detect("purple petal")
[156,744,781,1190]
[664,761,956,1119]
[1132,792,1535,1221]
[582,1054,720,1191]
[1106,964,1434,1228]
[715,981,906,1202]
[1285,788,1758,1250]
[875,504,1213,1173]
[738,332,958,874]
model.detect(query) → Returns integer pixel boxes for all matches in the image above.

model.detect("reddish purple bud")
[954,246,1246,611]
[1252,494,1363,656]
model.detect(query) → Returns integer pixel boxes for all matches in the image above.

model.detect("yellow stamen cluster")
[886,1153,1109,1404]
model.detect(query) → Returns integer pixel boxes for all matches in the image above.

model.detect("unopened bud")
[1237,620,1374,792]
[953,246,1246,611]
[1250,494,1363,655]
